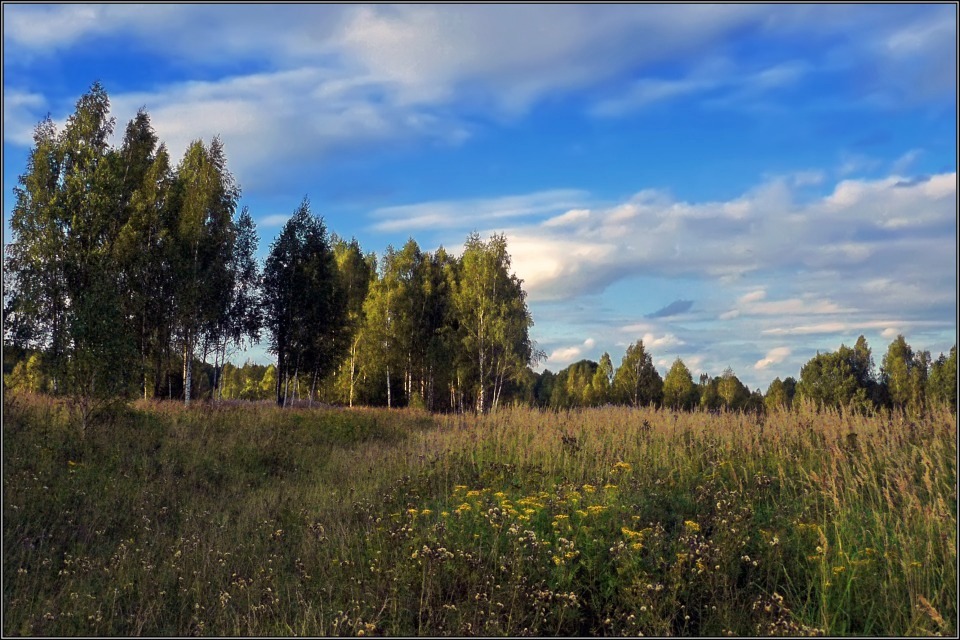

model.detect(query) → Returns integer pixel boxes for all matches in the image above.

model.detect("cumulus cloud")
[755,347,791,370]
[487,171,956,304]
[546,337,598,368]
[548,346,582,363]
[642,333,684,349]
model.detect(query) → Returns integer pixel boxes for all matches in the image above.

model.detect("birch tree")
[169,137,239,404]
[453,232,534,412]
[613,340,663,407]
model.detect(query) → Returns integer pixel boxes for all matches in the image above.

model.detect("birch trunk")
[386,365,392,409]
[183,336,192,406]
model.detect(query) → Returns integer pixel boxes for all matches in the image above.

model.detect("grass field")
[3,393,956,636]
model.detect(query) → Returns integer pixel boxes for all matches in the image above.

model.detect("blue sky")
[3,3,957,390]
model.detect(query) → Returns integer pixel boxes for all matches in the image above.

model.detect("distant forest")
[4,84,956,416]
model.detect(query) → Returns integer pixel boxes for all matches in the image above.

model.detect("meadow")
[3,393,956,636]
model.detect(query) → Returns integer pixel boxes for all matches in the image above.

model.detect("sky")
[3,3,957,390]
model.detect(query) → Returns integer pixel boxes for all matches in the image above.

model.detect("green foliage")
[927,346,957,412]
[663,357,697,410]
[764,376,796,412]
[453,232,536,412]
[4,352,50,394]
[698,374,722,412]
[881,335,914,409]
[797,337,879,413]
[587,352,614,407]
[262,197,346,407]
[613,340,663,407]
[5,84,258,409]
[550,360,598,409]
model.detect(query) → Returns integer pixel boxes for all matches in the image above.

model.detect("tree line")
[3,84,956,417]
[3,84,536,414]
[523,334,955,416]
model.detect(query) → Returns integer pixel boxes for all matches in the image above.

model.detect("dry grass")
[3,393,955,635]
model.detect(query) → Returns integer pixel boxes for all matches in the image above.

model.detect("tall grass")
[3,393,955,636]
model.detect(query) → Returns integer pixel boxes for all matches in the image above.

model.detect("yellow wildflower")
[420,509,432,516]
[832,566,846,575]
[582,484,596,494]
[588,505,606,515]
[466,490,481,498]
[604,484,618,491]
[612,461,633,473]
[683,520,700,533]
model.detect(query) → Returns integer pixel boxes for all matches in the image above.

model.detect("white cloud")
[891,149,923,174]
[370,190,588,232]
[481,171,955,302]
[545,337,599,368]
[755,347,791,370]
[642,332,684,349]
[543,209,591,228]
[2,90,47,146]
[548,346,582,363]
[3,5,164,50]
[4,4,954,198]
[738,289,766,304]
[619,322,656,335]
[591,58,809,117]
[762,320,948,337]
[258,214,290,228]
[66,68,476,192]
[791,170,825,186]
